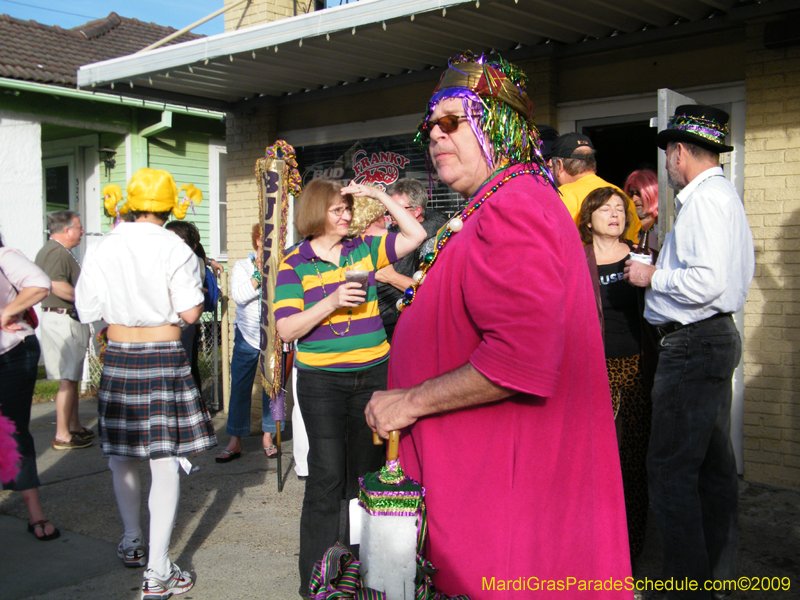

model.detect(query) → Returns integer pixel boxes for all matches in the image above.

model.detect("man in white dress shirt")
[625,105,754,599]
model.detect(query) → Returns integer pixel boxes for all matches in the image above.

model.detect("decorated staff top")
[103,168,201,220]
[264,139,302,196]
[416,50,553,184]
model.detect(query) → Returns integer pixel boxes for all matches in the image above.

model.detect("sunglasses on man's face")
[419,115,469,141]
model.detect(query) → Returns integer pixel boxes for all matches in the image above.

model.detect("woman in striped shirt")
[273,178,425,595]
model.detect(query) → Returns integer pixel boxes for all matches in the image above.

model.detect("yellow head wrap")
[103,168,202,220]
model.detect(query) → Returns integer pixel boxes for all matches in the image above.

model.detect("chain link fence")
[84,314,223,411]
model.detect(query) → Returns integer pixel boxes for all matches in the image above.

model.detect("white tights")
[109,456,180,578]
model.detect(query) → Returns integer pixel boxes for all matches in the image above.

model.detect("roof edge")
[0,77,225,119]
[77,0,469,88]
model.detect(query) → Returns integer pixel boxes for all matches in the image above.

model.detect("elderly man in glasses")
[365,52,631,598]
[375,178,448,342]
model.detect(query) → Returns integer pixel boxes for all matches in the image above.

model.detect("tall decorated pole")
[255,140,301,491]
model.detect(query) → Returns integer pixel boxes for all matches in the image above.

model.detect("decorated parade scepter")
[256,140,301,492]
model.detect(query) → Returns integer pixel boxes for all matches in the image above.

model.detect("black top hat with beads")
[656,104,734,154]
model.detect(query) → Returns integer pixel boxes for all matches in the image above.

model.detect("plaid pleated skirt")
[98,341,217,458]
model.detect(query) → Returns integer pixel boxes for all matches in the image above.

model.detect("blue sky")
[1,0,229,36]
[0,1,352,34]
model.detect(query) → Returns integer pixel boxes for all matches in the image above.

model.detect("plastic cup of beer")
[628,252,653,266]
[344,270,370,302]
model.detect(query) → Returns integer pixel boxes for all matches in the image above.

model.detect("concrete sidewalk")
[1,397,304,600]
[1,397,799,599]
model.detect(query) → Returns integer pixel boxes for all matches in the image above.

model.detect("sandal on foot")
[28,520,60,541]
[215,449,241,463]
[263,445,279,459]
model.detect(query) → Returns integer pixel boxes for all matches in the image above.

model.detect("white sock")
[108,456,143,545]
[147,457,180,578]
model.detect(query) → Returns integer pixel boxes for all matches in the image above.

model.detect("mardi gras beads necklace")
[397,167,540,312]
[312,253,355,336]
[250,253,262,301]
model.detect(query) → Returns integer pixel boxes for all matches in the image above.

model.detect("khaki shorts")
[39,311,90,381]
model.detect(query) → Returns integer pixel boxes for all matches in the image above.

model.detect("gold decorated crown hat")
[103,168,202,220]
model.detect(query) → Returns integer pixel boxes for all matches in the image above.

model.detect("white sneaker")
[117,537,147,568]
[141,563,194,599]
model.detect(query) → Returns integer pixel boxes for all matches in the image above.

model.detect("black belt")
[654,312,732,339]
[42,307,80,320]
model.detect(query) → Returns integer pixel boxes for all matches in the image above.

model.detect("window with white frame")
[209,141,227,261]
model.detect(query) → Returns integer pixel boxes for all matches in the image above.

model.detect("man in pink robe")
[365,52,632,599]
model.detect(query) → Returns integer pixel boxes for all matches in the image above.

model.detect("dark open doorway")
[582,120,658,189]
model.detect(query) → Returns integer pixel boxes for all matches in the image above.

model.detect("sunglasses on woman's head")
[419,115,469,141]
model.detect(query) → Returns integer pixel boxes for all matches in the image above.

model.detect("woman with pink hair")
[624,169,658,253]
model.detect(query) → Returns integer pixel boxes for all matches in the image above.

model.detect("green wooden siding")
[148,132,212,252]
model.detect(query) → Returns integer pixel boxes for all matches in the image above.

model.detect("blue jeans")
[296,360,388,593]
[648,315,740,599]
[226,327,281,436]
[0,336,41,491]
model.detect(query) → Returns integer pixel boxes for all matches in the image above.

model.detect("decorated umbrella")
[357,431,422,599]
[255,140,301,492]
[309,430,470,599]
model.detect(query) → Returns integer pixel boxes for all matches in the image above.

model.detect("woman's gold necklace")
[312,253,355,337]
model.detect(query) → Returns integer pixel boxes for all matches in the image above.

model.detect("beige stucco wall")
[224,107,279,424]
[741,21,800,490]
[224,0,308,31]
[221,1,297,425]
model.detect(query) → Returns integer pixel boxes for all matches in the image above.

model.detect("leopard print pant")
[606,354,652,558]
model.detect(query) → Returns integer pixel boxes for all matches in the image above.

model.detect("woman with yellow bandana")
[76,168,216,600]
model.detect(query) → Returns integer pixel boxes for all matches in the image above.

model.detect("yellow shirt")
[558,173,641,244]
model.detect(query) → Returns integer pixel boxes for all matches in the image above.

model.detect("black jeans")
[648,315,740,598]
[0,335,41,491]
[296,360,388,593]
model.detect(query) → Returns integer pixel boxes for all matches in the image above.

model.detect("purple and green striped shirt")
[273,234,397,371]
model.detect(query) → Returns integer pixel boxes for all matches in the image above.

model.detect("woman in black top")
[578,186,653,564]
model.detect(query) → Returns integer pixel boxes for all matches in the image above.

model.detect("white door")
[42,136,101,263]
[656,89,696,245]
[42,155,77,246]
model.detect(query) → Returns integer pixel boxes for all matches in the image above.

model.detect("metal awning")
[76,0,781,112]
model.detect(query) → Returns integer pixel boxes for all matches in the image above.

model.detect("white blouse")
[231,257,261,349]
[0,248,51,355]
[76,222,203,327]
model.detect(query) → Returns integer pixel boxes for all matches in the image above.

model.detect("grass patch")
[33,379,59,404]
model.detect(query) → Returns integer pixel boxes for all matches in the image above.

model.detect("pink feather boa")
[0,413,21,484]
